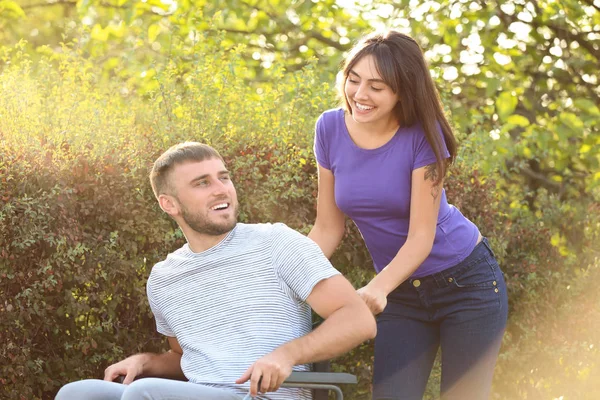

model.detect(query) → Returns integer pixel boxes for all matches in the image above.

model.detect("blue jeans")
[373,238,508,400]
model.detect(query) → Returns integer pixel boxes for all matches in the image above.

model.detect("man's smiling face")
[168,158,239,236]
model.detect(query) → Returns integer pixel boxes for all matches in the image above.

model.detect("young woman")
[308,30,508,400]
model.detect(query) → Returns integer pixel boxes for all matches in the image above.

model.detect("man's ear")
[158,194,179,217]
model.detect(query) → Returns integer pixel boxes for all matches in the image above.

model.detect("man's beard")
[180,201,239,236]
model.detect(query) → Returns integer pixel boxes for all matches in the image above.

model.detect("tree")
[361,0,599,208]
[2,0,371,82]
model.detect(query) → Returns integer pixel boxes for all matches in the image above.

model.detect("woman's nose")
[354,83,369,100]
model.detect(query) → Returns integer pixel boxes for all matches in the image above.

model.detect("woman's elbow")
[312,219,345,243]
[356,303,377,340]
[407,230,435,254]
[365,315,377,339]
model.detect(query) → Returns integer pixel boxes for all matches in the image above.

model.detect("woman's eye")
[348,78,359,84]
[371,87,383,91]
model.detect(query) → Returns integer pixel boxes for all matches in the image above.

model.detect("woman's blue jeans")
[373,238,508,400]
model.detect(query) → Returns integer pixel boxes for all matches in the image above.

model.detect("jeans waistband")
[406,237,496,289]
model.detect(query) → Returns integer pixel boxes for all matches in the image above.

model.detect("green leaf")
[485,78,500,97]
[76,0,92,15]
[124,6,135,25]
[550,232,562,247]
[556,124,571,141]
[103,57,120,71]
[559,112,584,131]
[507,114,530,127]
[90,24,109,42]
[148,24,160,43]
[0,0,26,18]
[574,98,600,116]
[496,92,518,121]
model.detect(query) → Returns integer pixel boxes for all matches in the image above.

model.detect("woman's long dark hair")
[339,30,457,185]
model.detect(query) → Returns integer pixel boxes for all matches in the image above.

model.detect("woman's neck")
[345,112,400,149]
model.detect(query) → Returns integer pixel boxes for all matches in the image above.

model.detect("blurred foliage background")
[0,0,599,399]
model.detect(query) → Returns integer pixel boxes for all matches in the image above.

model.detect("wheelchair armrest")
[284,371,357,385]
[117,371,357,385]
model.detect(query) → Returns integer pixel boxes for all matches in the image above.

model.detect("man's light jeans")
[55,378,247,400]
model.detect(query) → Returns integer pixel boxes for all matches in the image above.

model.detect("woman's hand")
[357,284,388,315]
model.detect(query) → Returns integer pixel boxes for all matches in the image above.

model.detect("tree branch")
[536,20,600,61]
[505,159,563,194]
[497,4,600,61]
[20,0,128,10]
[306,31,349,51]
[581,0,600,13]
[236,0,348,51]
[20,0,76,10]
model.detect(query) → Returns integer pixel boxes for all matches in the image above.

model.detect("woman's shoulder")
[401,120,424,136]
[401,120,444,148]
[318,107,346,133]
[395,121,425,148]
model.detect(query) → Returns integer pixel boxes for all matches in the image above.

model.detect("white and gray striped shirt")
[147,223,340,400]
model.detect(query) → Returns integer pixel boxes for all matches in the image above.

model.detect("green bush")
[0,38,336,399]
[1,38,599,400]
[0,142,170,399]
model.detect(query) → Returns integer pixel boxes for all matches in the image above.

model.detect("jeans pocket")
[451,257,498,289]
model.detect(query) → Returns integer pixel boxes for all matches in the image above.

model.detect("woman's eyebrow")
[349,69,386,83]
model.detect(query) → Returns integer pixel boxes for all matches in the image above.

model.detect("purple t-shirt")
[314,108,480,278]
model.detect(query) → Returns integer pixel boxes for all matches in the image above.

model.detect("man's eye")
[220,176,230,181]
[196,180,208,186]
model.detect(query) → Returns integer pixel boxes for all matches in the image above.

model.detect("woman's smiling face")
[344,54,400,125]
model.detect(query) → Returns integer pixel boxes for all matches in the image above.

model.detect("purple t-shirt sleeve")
[412,125,451,170]
[314,115,331,170]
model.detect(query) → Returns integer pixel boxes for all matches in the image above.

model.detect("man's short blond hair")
[150,142,224,198]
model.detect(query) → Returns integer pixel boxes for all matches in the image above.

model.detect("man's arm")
[282,274,377,363]
[236,274,376,396]
[103,336,186,384]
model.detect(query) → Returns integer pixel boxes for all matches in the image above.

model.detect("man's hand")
[235,348,294,396]
[103,354,148,384]
[357,284,388,315]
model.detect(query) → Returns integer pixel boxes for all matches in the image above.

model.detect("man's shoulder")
[235,223,311,256]
[156,243,189,265]
[235,222,295,238]
[147,244,190,282]
[235,221,276,234]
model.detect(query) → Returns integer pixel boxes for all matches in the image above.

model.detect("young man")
[56,142,376,400]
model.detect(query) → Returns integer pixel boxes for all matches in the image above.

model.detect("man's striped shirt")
[147,223,340,399]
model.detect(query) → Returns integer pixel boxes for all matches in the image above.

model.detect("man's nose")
[211,179,228,195]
